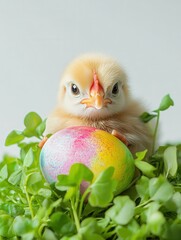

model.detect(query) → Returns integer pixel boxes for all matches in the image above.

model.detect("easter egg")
[40,126,135,194]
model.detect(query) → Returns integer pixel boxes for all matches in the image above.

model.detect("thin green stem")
[24,185,34,218]
[71,199,80,231]
[152,111,160,153]
[103,222,117,239]
[78,188,91,219]
[104,229,117,239]
[75,188,80,211]
[104,222,116,232]
[23,170,34,219]
[135,199,152,209]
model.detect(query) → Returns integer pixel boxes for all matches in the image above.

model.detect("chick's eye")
[112,82,119,95]
[71,84,80,95]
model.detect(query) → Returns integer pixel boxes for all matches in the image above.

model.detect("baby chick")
[45,54,153,154]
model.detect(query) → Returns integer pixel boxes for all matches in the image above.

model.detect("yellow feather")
[45,54,153,155]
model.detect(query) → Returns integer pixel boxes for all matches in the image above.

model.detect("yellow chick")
[45,54,153,154]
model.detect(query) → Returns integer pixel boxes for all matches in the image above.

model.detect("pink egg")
[40,126,135,193]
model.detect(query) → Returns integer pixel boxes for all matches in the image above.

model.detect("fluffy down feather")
[45,54,153,155]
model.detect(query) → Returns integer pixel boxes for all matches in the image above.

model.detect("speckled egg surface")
[40,126,135,193]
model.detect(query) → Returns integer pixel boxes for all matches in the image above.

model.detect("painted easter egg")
[40,126,135,194]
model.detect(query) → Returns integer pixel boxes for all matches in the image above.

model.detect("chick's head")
[58,54,130,119]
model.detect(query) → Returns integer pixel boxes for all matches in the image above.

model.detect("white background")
[0,0,181,157]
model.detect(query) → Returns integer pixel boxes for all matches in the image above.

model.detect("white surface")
[0,0,181,157]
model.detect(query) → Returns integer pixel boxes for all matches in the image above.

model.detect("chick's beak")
[81,72,112,109]
[93,93,104,110]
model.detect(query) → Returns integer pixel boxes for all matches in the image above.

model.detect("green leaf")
[23,148,34,167]
[23,112,42,138]
[1,156,21,177]
[106,196,135,225]
[164,192,181,214]
[49,212,76,237]
[23,128,36,138]
[136,176,150,201]
[19,142,39,160]
[97,217,110,229]
[157,94,174,112]
[0,165,8,181]
[135,160,156,178]
[5,130,25,146]
[26,172,44,194]
[140,112,157,123]
[116,226,133,240]
[135,150,148,161]
[141,202,160,223]
[56,163,93,191]
[149,175,174,202]
[166,223,181,240]
[117,221,148,240]
[55,175,76,191]
[36,119,46,137]
[64,187,78,201]
[13,216,37,238]
[151,145,168,159]
[8,169,22,185]
[163,146,178,177]
[38,188,52,198]
[80,218,102,234]
[0,214,15,238]
[0,203,24,217]
[147,211,165,236]
[61,235,82,240]
[69,163,94,185]
[42,228,57,240]
[81,233,104,240]
[80,218,104,240]
[24,112,42,131]
[88,167,117,207]
[172,192,181,215]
